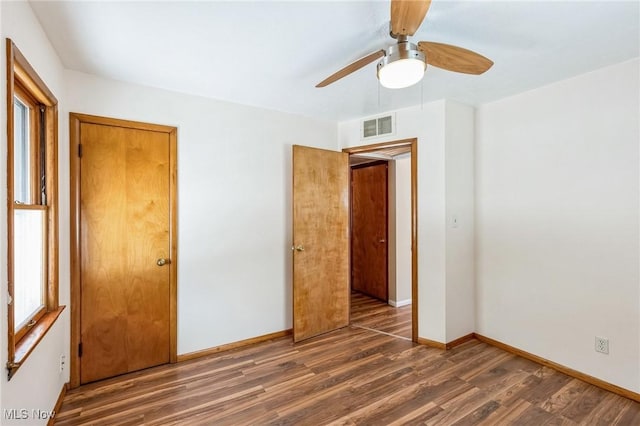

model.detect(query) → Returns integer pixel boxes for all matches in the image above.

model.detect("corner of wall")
[1,1,70,421]
[474,59,640,392]
[443,100,476,342]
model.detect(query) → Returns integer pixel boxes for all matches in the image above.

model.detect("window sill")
[8,305,65,380]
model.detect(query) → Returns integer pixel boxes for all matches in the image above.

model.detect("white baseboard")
[389,299,411,307]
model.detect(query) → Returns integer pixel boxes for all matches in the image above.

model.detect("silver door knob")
[379,239,386,243]
[157,258,171,266]
[292,245,305,252]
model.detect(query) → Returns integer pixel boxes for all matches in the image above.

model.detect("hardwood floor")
[56,305,639,425]
[350,291,412,340]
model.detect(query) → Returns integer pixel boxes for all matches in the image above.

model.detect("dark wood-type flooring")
[56,294,639,425]
[350,291,412,340]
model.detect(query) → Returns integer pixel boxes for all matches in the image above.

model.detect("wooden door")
[292,145,349,342]
[78,119,174,384]
[351,162,388,301]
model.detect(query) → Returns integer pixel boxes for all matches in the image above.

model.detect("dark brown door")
[292,145,350,342]
[78,119,173,384]
[351,161,388,301]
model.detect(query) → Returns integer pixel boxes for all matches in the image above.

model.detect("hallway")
[350,291,412,340]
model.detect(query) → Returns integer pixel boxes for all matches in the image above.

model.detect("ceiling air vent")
[361,114,395,139]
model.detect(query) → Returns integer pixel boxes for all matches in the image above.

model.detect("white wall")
[64,70,338,355]
[476,58,640,392]
[339,101,475,343]
[387,155,411,307]
[393,155,412,306]
[1,1,70,424]
[388,160,398,304]
[0,0,4,410]
[1,2,337,415]
[444,102,476,341]
[4,0,637,412]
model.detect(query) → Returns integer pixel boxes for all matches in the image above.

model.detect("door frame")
[69,113,178,388]
[343,138,418,342]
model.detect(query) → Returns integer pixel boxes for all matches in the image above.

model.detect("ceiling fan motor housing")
[377,41,426,89]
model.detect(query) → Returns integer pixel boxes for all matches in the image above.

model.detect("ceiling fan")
[316,0,493,89]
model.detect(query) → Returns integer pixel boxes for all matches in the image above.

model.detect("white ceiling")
[30,1,639,122]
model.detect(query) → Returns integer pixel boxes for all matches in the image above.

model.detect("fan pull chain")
[378,82,381,108]
[421,77,424,110]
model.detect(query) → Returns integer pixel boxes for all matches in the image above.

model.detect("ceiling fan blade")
[316,50,386,88]
[390,0,432,36]
[418,41,493,75]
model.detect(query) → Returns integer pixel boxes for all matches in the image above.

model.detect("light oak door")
[78,120,173,384]
[351,162,388,301]
[292,145,350,342]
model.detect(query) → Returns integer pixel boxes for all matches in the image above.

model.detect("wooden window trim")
[6,38,62,380]
[12,204,48,342]
[14,306,46,343]
[12,204,48,211]
[13,81,41,205]
[13,307,65,368]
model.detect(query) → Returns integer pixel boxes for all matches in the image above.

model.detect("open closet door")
[292,145,349,342]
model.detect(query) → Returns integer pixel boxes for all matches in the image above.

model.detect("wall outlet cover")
[595,336,609,354]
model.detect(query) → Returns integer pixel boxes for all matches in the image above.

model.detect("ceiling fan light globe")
[378,58,425,89]
[377,42,426,89]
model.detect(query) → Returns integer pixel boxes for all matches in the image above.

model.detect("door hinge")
[78,342,83,357]
[78,144,83,158]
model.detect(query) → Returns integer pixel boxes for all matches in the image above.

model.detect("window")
[6,39,63,379]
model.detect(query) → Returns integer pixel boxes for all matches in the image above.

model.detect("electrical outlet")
[59,354,66,373]
[595,337,609,354]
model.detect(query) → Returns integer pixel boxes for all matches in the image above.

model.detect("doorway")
[351,161,388,302]
[344,139,417,342]
[69,113,178,387]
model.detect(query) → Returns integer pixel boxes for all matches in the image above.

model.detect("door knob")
[292,245,305,252]
[379,239,386,243]
[157,258,171,266]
